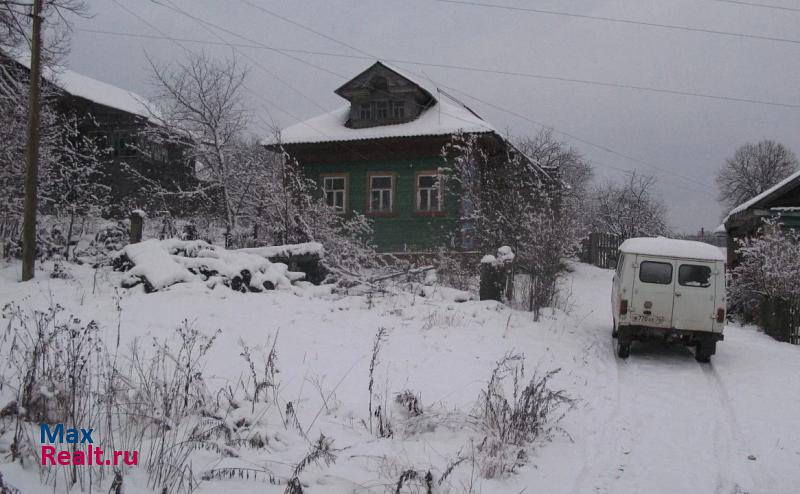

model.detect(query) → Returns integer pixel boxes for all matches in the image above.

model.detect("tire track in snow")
[569,328,626,494]
[699,363,777,493]
[574,341,742,494]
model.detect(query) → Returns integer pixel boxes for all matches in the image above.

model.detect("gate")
[580,233,622,269]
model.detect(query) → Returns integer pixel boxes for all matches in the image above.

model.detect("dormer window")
[376,101,388,120]
[359,103,372,120]
[391,101,405,119]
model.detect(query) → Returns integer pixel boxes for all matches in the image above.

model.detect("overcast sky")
[63,0,800,232]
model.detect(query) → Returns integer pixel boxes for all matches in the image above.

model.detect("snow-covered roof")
[713,223,726,234]
[266,60,496,146]
[619,237,725,262]
[724,169,800,220]
[13,55,158,121]
[271,98,495,146]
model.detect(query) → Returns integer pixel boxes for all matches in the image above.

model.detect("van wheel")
[617,341,631,359]
[695,341,715,363]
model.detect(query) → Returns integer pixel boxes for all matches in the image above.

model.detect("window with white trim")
[369,175,393,213]
[322,176,346,213]
[417,173,443,212]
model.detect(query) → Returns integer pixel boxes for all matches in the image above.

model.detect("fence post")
[479,246,515,302]
[129,210,145,244]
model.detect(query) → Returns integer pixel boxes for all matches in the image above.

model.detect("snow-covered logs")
[113,239,324,292]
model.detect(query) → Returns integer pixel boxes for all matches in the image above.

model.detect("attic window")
[391,101,405,118]
[370,76,388,91]
[376,101,388,120]
[359,103,372,120]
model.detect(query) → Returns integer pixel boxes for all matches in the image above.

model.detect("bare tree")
[515,128,593,201]
[592,171,670,239]
[149,53,249,235]
[716,140,799,210]
[1,0,87,56]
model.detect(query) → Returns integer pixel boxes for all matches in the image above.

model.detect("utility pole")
[21,0,43,281]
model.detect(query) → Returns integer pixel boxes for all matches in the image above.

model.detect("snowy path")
[1,261,799,493]
[563,265,793,494]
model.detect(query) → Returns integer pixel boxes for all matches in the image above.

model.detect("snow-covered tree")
[147,53,250,235]
[1,58,110,244]
[717,140,799,210]
[729,219,800,326]
[591,171,670,239]
[444,132,582,318]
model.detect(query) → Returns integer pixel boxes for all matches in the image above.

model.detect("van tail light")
[620,299,628,316]
[716,308,725,323]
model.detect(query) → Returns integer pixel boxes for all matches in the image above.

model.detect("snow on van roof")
[619,237,725,262]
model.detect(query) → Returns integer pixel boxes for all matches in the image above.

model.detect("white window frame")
[416,172,444,213]
[369,174,394,213]
[322,175,347,214]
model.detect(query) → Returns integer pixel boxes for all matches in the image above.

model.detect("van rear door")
[671,261,716,332]
[630,257,675,328]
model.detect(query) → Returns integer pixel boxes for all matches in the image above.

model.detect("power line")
[147,0,497,136]
[76,27,800,110]
[709,0,800,13]
[231,0,718,193]
[428,0,800,46]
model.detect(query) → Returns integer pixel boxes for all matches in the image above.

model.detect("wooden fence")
[580,233,622,269]
[759,297,800,345]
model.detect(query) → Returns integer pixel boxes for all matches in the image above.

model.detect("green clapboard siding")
[304,158,460,252]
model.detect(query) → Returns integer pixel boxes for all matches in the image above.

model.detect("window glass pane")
[372,176,391,189]
[392,101,405,118]
[381,191,391,210]
[639,261,673,285]
[371,191,381,210]
[679,265,712,287]
[430,190,440,210]
[419,190,429,210]
[419,175,435,188]
[324,177,344,191]
[376,101,388,119]
[359,103,371,119]
[326,191,335,207]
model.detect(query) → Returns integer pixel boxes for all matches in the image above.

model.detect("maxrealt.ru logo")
[40,424,138,466]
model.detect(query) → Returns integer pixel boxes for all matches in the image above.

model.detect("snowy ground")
[1,260,799,493]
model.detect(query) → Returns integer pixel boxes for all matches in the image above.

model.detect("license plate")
[631,314,666,325]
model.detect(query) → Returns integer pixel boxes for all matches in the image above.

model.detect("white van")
[611,237,726,362]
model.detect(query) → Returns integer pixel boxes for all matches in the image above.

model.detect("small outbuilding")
[722,170,800,265]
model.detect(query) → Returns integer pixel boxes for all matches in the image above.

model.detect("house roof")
[619,237,725,262]
[12,55,158,122]
[271,98,495,146]
[267,61,496,146]
[334,61,435,102]
[724,169,800,223]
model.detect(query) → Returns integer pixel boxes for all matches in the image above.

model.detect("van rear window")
[639,261,673,284]
[679,264,712,288]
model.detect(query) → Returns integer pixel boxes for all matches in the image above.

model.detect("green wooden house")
[271,62,540,253]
